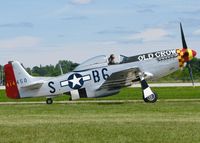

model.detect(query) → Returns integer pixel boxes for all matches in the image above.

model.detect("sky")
[0,0,200,67]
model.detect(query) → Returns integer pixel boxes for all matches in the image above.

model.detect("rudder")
[4,62,20,99]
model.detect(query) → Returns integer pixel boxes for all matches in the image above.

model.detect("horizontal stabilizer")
[21,80,44,89]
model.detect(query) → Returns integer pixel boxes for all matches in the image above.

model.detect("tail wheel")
[46,98,53,104]
[143,92,158,103]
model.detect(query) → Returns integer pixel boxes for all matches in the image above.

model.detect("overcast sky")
[0,0,200,67]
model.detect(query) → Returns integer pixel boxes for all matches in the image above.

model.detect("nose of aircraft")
[192,50,197,57]
[177,48,197,64]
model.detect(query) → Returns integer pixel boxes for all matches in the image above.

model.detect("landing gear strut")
[139,73,158,103]
[46,98,53,104]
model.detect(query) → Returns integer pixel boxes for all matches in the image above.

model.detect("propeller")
[187,61,194,86]
[180,23,195,86]
[180,23,188,49]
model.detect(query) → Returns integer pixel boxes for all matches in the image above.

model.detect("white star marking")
[69,74,82,88]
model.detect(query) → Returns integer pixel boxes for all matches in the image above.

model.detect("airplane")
[4,23,197,104]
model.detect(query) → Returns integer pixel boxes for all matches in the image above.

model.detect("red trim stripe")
[4,62,20,99]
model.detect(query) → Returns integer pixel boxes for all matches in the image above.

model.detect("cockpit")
[73,54,128,71]
[73,55,108,71]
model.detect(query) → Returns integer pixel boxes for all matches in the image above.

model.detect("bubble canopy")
[73,55,108,71]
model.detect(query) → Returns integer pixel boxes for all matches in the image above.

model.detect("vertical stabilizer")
[4,61,33,99]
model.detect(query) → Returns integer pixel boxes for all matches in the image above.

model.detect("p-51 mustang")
[4,24,197,104]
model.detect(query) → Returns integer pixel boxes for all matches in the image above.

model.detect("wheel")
[46,98,53,104]
[143,92,158,103]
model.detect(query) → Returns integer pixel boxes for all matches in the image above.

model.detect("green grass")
[1,102,200,143]
[1,87,200,143]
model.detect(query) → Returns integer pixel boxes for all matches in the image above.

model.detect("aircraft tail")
[4,61,33,99]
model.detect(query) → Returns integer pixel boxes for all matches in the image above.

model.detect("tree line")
[0,60,78,85]
[29,60,79,76]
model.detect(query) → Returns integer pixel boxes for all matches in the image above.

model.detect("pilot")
[108,54,116,65]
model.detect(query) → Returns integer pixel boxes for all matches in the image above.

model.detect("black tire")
[143,96,149,103]
[143,92,158,103]
[46,98,53,104]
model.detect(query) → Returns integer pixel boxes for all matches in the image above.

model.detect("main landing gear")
[46,98,53,104]
[139,73,157,103]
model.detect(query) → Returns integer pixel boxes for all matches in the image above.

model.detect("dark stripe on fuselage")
[123,49,178,63]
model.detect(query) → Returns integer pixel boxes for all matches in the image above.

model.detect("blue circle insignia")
[68,73,84,89]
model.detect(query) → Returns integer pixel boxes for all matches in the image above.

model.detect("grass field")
[1,87,200,143]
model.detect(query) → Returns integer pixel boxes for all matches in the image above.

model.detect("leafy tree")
[31,60,78,77]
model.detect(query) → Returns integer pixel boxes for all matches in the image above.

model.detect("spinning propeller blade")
[187,62,194,86]
[180,23,188,49]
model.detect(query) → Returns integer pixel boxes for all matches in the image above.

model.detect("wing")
[98,67,140,90]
